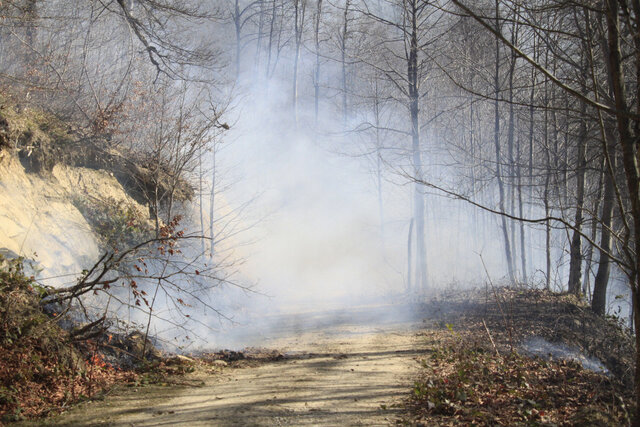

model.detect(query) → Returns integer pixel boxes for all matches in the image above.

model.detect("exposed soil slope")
[0,155,147,285]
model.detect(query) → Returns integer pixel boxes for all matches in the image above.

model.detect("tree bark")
[407,218,414,293]
[584,163,604,299]
[507,17,518,277]
[340,0,350,125]
[234,0,241,79]
[516,131,527,282]
[568,104,587,295]
[209,146,216,258]
[604,1,640,423]
[314,0,323,124]
[493,0,515,284]
[408,0,427,291]
[374,79,384,243]
[292,0,306,126]
[592,151,616,315]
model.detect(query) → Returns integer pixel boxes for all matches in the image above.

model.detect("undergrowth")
[409,338,631,426]
[406,288,635,426]
[0,94,80,175]
[0,256,136,422]
[71,195,152,251]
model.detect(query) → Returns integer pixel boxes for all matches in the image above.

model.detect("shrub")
[72,195,152,251]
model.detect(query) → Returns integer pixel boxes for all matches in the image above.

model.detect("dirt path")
[41,321,427,426]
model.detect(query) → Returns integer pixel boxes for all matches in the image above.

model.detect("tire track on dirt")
[43,323,428,426]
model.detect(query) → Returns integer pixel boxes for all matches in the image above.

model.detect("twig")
[482,319,500,358]
[478,253,514,353]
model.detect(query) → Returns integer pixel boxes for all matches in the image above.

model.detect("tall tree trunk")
[209,146,216,258]
[469,78,479,249]
[528,43,537,275]
[266,0,277,80]
[340,0,350,125]
[255,0,266,71]
[494,0,515,283]
[314,0,323,124]
[550,83,563,286]
[374,79,384,242]
[584,163,604,299]
[407,218,414,293]
[604,1,640,423]
[542,46,553,290]
[544,173,552,290]
[516,131,527,282]
[408,0,427,291]
[592,151,616,315]
[23,0,38,81]
[507,17,518,277]
[292,0,306,126]
[25,0,37,47]
[233,0,242,80]
[543,97,552,290]
[568,103,587,295]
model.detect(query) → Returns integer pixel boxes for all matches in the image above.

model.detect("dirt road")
[43,317,428,426]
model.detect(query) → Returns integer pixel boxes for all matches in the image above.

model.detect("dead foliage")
[421,287,634,386]
[0,256,140,423]
[405,288,635,426]
[407,332,631,426]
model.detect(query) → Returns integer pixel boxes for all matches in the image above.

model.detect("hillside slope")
[0,106,148,286]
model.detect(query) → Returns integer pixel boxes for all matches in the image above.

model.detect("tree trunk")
[592,152,615,315]
[544,177,551,290]
[528,43,537,275]
[604,1,640,423]
[234,0,241,79]
[266,0,277,80]
[209,146,216,258]
[584,163,604,299]
[493,0,515,283]
[516,131,527,282]
[292,0,305,126]
[568,104,587,295]
[341,0,350,125]
[374,79,384,242]
[408,0,427,291]
[255,0,266,71]
[507,20,518,277]
[469,78,479,249]
[198,144,206,255]
[314,0,323,124]
[407,218,414,293]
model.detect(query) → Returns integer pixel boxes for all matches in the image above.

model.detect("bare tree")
[292,0,307,125]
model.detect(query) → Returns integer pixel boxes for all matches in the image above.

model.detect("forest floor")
[11,288,636,426]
